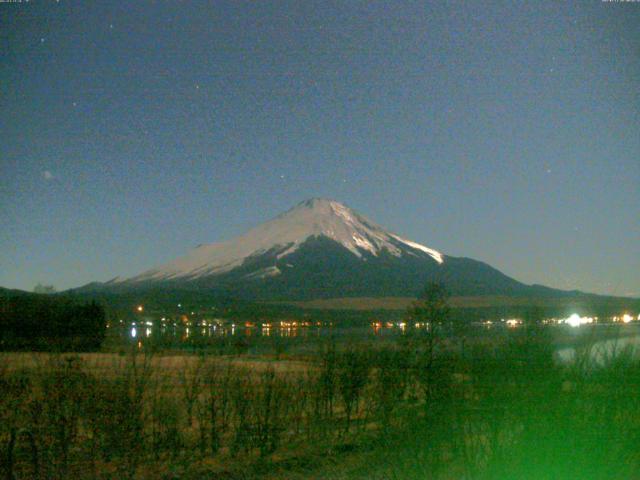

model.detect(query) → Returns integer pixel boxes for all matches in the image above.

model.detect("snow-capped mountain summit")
[125,198,443,284]
[101,198,540,300]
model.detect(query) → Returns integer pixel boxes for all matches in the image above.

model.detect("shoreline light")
[562,313,593,328]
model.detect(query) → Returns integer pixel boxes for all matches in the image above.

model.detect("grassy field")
[2,327,640,479]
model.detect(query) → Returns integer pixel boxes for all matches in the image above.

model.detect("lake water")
[556,333,640,365]
[118,321,640,364]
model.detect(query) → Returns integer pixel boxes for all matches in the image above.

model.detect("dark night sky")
[1,1,638,296]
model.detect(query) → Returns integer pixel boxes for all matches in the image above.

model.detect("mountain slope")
[125,198,442,284]
[94,198,571,300]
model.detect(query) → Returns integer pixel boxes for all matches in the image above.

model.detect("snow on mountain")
[124,198,443,283]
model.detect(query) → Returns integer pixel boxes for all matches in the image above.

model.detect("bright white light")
[562,313,593,328]
[131,327,137,338]
[622,314,633,324]
[565,314,581,328]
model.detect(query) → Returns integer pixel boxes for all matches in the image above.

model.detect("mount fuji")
[89,198,568,301]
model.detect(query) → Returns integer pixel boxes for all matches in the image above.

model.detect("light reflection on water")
[122,322,640,363]
[124,323,406,342]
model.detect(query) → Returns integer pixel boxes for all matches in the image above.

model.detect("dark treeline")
[0,294,106,351]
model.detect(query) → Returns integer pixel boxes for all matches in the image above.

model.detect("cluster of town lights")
[558,313,638,328]
[127,304,638,339]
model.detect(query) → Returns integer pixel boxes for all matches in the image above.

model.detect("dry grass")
[0,351,311,375]
[2,331,640,479]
